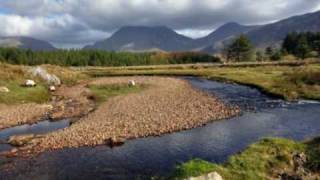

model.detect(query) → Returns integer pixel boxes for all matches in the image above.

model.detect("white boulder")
[30,67,61,86]
[0,86,9,93]
[128,80,136,86]
[25,80,36,87]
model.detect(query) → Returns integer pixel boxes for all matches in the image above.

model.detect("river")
[0,77,319,179]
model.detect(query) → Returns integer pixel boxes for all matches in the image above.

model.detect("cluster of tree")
[282,32,320,59]
[0,48,220,66]
[224,32,320,62]
[152,52,221,64]
[223,34,258,62]
[256,47,282,61]
[223,35,255,62]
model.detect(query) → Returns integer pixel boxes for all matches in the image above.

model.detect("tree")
[295,36,311,59]
[265,46,274,59]
[226,34,254,62]
[270,50,282,61]
[282,32,298,54]
[256,51,265,61]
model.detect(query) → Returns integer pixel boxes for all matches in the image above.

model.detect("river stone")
[8,134,38,147]
[49,85,56,92]
[0,86,9,93]
[185,172,223,180]
[105,137,126,147]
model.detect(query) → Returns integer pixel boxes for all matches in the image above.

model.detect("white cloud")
[0,14,32,36]
[0,0,319,48]
[176,29,213,39]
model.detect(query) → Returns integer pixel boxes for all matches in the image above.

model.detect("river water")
[0,77,319,180]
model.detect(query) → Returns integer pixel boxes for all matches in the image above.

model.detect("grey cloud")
[0,0,319,48]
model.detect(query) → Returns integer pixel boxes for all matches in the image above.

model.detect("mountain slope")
[196,22,258,47]
[0,36,56,51]
[195,22,259,52]
[85,26,194,52]
[247,10,320,48]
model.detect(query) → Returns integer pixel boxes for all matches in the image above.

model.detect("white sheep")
[25,80,36,87]
[128,80,136,86]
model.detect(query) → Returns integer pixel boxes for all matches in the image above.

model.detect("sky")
[0,0,319,48]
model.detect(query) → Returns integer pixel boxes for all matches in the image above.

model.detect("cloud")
[0,0,319,48]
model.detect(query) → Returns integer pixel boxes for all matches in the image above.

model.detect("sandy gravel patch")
[26,76,240,153]
[0,103,51,130]
[0,82,94,130]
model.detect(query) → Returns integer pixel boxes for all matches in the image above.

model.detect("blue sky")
[0,0,319,48]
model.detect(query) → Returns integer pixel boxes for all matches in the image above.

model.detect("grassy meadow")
[88,84,146,105]
[1,60,319,104]
[83,61,320,101]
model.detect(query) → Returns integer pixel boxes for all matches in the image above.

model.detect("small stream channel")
[0,77,320,180]
[0,119,70,152]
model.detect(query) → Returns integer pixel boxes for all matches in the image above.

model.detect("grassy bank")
[172,137,320,179]
[88,84,146,104]
[83,62,320,101]
[0,63,87,104]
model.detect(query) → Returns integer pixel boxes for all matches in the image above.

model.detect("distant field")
[82,60,320,101]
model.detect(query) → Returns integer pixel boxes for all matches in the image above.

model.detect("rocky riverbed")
[4,76,239,155]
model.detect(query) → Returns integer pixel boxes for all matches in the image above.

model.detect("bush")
[288,67,320,85]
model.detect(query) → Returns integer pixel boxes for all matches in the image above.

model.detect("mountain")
[246,10,320,48]
[195,22,259,52]
[0,36,56,51]
[84,26,194,52]
[85,10,320,53]
[201,10,320,52]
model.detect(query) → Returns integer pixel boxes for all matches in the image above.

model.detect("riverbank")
[83,61,320,101]
[172,137,320,180]
[0,63,92,129]
[0,76,319,179]
[7,76,239,155]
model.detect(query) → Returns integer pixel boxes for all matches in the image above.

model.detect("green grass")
[172,159,218,179]
[83,63,320,101]
[171,138,314,180]
[0,63,88,104]
[0,81,50,104]
[88,84,146,104]
[305,137,320,171]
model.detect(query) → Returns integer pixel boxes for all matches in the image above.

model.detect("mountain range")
[85,10,320,53]
[1,10,320,53]
[0,36,56,51]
